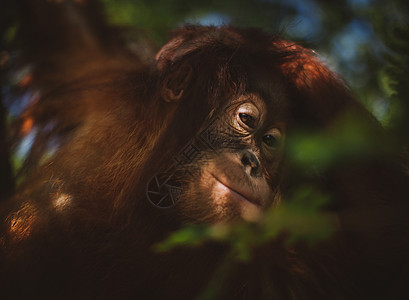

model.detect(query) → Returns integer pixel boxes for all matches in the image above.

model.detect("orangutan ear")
[161,64,193,103]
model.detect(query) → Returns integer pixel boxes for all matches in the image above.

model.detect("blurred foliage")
[157,186,333,261]
[287,114,380,169]
[380,3,409,147]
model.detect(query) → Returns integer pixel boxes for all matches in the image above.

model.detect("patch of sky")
[5,90,37,117]
[265,0,323,40]
[16,128,36,159]
[185,13,231,27]
[333,19,373,63]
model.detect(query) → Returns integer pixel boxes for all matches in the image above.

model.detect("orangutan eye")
[263,134,278,148]
[239,113,256,129]
[263,128,282,149]
[236,103,260,131]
